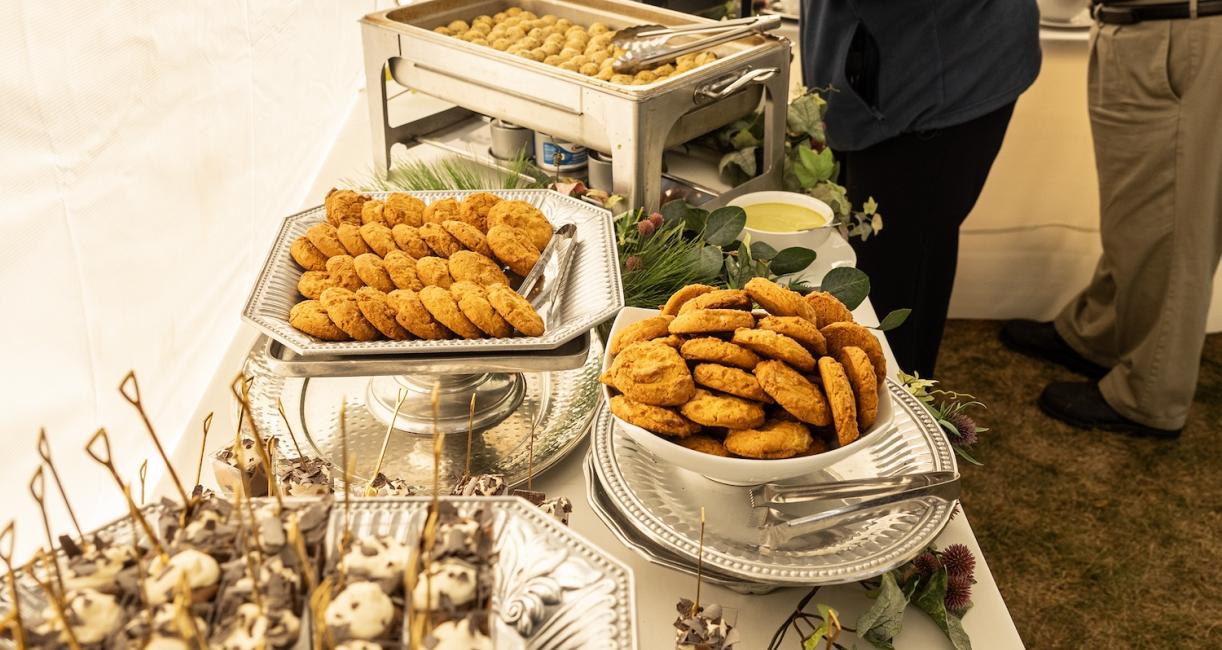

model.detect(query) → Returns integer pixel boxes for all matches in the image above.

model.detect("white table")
[157,90,1025,649]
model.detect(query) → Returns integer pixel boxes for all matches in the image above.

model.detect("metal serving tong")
[612,14,782,74]
[750,471,961,550]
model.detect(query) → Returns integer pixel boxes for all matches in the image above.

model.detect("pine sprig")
[346,153,548,192]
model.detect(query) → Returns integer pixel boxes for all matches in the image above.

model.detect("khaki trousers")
[1055,13,1222,429]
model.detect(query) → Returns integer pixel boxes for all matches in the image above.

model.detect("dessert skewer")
[365,388,408,497]
[231,374,284,516]
[193,413,213,493]
[119,371,189,506]
[28,467,66,596]
[674,506,739,650]
[138,461,148,506]
[36,430,84,541]
[1,521,27,650]
[274,398,333,497]
[85,429,167,561]
[30,550,83,650]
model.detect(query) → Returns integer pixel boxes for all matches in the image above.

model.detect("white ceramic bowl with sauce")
[727,191,835,253]
[602,307,894,485]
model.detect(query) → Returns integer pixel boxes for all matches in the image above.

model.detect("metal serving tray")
[242,189,621,357]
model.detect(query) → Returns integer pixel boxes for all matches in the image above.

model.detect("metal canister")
[534,133,588,174]
[490,119,535,161]
[587,150,614,191]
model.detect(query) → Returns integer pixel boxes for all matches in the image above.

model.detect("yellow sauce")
[743,202,827,232]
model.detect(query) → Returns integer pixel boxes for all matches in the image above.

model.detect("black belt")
[1093,0,1222,23]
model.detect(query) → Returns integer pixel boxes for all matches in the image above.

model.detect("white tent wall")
[0,1,385,557]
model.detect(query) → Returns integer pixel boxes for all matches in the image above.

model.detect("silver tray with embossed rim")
[589,381,957,585]
[330,497,637,649]
[242,189,622,357]
[240,332,604,491]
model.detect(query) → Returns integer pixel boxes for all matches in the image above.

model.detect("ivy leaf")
[914,569,973,650]
[797,145,836,184]
[809,181,851,220]
[729,127,760,150]
[750,241,778,260]
[660,200,694,229]
[877,308,911,332]
[786,91,827,142]
[769,247,818,276]
[820,267,871,309]
[856,572,908,650]
[704,206,747,248]
[719,147,757,182]
[694,245,724,279]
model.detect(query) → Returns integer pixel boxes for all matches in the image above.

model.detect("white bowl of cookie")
[600,280,894,486]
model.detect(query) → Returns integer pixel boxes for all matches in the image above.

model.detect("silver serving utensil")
[541,225,581,324]
[518,223,576,301]
[612,14,782,74]
[748,470,958,509]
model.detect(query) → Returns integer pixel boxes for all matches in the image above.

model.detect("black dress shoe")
[1039,381,1181,438]
[1000,320,1109,378]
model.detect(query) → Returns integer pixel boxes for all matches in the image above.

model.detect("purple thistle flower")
[948,413,978,446]
[913,551,941,577]
[945,572,974,615]
[940,543,976,579]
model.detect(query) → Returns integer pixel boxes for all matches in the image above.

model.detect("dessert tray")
[586,381,958,587]
[243,189,622,357]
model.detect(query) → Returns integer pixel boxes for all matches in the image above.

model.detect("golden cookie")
[744,277,817,323]
[724,419,813,459]
[679,337,761,370]
[486,224,540,276]
[337,223,373,256]
[361,199,386,225]
[819,356,859,447]
[422,198,461,224]
[325,255,363,291]
[756,316,827,355]
[420,222,463,258]
[442,220,494,257]
[384,193,426,227]
[353,253,395,292]
[692,364,772,403]
[677,434,730,456]
[457,192,501,230]
[416,256,453,288]
[669,309,755,335]
[448,250,510,287]
[419,285,483,339]
[609,395,700,437]
[836,346,878,429]
[386,289,451,340]
[487,284,545,336]
[324,188,367,227]
[805,291,855,327]
[660,284,716,316]
[297,271,335,299]
[680,389,766,429]
[610,315,675,355]
[486,200,553,250]
[355,287,411,340]
[305,222,347,258]
[754,360,832,426]
[359,223,399,257]
[290,237,328,271]
[391,224,431,258]
[656,335,685,348]
[677,289,751,314]
[382,250,424,290]
[319,287,379,341]
[451,282,513,338]
[821,322,886,386]
[289,300,348,341]
[730,328,816,372]
[602,340,694,406]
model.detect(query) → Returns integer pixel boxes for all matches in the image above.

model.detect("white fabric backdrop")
[0,0,385,556]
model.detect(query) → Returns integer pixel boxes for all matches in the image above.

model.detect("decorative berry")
[625,255,642,272]
[637,219,656,237]
[648,211,664,227]
[947,413,978,446]
[940,543,976,579]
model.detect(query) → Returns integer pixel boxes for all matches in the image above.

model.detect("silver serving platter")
[329,497,637,649]
[589,382,957,585]
[241,332,604,490]
[242,189,622,357]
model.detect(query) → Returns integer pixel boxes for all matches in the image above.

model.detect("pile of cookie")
[602,278,888,459]
[432,7,719,86]
[287,189,549,342]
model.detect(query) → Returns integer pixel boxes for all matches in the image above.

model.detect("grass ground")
[935,321,1221,649]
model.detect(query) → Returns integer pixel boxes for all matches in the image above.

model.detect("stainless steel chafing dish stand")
[361,0,792,210]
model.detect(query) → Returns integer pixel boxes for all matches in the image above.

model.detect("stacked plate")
[586,381,957,593]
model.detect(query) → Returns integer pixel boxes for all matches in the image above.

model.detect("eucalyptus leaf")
[660,200,694,229]
[856,572,908,650]
[719,147,757,182]
[877,308,912,332]
[750,241,778,260]
[820,267,871,309]
[914,569,973,650]
[769,247,818,276]
[695,245,724,278]
[704,206,747,247]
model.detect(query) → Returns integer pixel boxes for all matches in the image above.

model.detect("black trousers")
[839,102,1015,378]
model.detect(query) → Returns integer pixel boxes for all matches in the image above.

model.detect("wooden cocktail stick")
[119,370,189,504]
[36,430,82,540]
[0,522,27,650]
[173,573,206,650]
[693,506,706,616]
[28,467,65,597]
[194,412,213,489]
[464,394,477,481]
[138,460,149,505]
[85,429,167,560]
[32,550,81,650]
[228,423,264,555]
[275,398,305,458]
[366,388,408,496]
[231,374,283,515]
